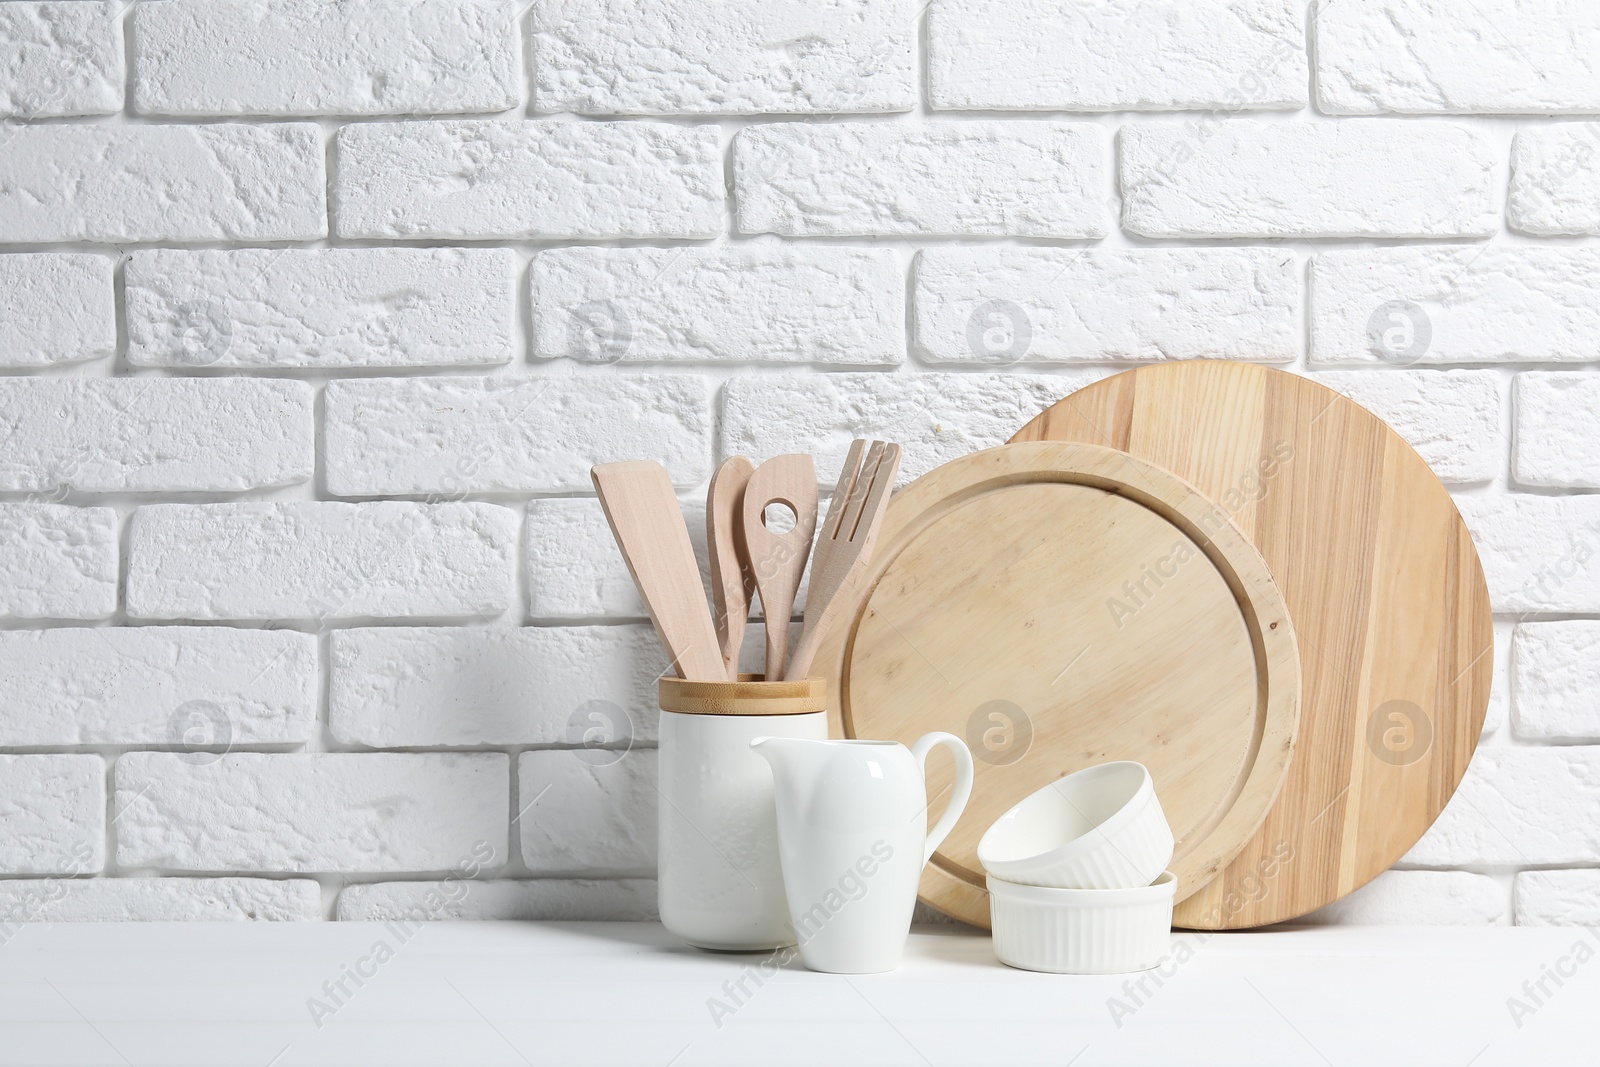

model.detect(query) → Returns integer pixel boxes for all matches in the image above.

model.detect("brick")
[532,0,913,115]
[0,254,114,367]
[126,248,517,370]
[0,1,121,117]
[518,750,656,874]
[721,372,1101,485]
[1317,0,1600,115]
[0,878,322,922]
[532,246,903,365]
[0,124,325,243]
[914,248,1297,364]
[114,753,510,873]
[0,755,103,875]
[1511,124,1600,235]
[1512,622,1600,741]
[335,121,722,240]
[1455,495,1600,614]
[324,375,712,496]
[735,122,1109,238]
[929,0,1306,112]
[1515,374,1600,489]
[126,502,517,622]
[1308,370,1502,486]
[338,879,656,921]
[1404,747,1600,866]
[526,497,703,620]
[0,378,313,493]
[329,625,665,747]
[1120,120,1497,238]
[0,505,118,622]
[0,627,316,747]
[1310,247,1600,366]
[1515,871,1600,926]
[133,0,520,117]
[1299,870,1506,925]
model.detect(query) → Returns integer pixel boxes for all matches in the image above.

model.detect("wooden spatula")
[592,461,724,681]
[786,440,901,681]
[741,454,818,682]
[706,455,755,680]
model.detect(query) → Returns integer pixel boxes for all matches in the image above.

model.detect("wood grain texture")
[707,455,756,681]
[592,460,724,682]
[658,674,828,716]
[813,442,1300,929]
[787,441,901,681]
[742,454,818,682]
[1010,361,1492,929]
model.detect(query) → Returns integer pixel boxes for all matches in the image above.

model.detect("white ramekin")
[988,871,1176,974]
[977,761,1173,889]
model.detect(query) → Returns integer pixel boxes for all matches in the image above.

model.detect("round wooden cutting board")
[1011,362,1492,929]
[814,442,1300,929]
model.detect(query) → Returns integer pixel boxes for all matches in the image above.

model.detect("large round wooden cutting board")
[814,442,1299,929]
[1011,362,1492,929]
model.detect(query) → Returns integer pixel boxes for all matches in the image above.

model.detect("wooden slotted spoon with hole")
[742,454,818,681]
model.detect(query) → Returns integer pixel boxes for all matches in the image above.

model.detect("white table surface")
[0,921,1594,1066]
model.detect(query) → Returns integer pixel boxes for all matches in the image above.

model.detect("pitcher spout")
[749,735,832,815]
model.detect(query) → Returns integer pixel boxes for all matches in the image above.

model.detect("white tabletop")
[0,921,1592,1066]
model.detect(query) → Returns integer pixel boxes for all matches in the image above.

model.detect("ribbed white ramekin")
[988,871,1176,974]
[978,761,1173,889]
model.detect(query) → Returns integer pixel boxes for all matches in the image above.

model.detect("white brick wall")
[0,378,312,493]
[0,253,115,366]
[132,0,521,117]
[1,0,1596,926]
[126,248,518,369]
[0,2,121,117]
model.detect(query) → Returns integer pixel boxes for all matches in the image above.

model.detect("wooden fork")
[784,440,902,681]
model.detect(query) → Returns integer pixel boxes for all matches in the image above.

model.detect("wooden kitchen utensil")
[742,454,818,681]
[592,461,725,682]
[707,456,756,680]
[786,440,901,681]
[809,441,1301,929]
[1010,361,1492,929]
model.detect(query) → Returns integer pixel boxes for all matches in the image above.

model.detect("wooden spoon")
[592,461,724,681]
[786,441,901,681]
[741,454,818,682]
[706,455,755,681]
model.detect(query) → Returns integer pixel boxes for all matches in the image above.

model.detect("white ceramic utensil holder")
[657,675,828,951]
[988,871,1177,974]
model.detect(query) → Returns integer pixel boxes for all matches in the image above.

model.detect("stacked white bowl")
[977,761,1176,974]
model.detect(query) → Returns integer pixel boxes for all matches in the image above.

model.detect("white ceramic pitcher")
[750,732,974,973]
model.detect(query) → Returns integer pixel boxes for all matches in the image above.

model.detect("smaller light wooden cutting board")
[812,442,1300,929]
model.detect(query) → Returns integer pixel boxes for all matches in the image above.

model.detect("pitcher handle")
[910,731,974,867]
